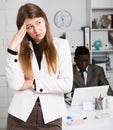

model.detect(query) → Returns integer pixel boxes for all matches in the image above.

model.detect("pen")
[67,116,87,120]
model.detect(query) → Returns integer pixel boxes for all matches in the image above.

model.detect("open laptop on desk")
[65,85,109,106]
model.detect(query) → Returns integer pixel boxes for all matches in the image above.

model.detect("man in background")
[71,46,113,96]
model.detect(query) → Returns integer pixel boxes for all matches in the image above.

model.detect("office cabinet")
[86,0,113,90]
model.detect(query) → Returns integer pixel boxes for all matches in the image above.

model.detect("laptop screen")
[71,85,109,106]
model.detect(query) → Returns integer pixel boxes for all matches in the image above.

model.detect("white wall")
[39,0,87,46]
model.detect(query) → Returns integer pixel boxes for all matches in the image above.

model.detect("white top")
[76,66,88,85]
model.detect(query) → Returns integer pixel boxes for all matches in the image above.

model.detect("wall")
[39,0,87,49]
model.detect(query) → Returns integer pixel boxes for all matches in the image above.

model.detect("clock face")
[54,10,72,29]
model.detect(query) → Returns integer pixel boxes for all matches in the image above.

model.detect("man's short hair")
[74,46,90,59]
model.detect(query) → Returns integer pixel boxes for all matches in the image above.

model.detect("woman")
[6,3,73,130]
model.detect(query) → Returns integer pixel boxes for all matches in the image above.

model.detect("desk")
[63,96,113,130]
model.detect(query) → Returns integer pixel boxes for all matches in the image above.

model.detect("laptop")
[65,85,109,106]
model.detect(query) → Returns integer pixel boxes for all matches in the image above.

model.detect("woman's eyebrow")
[26,24,32,26]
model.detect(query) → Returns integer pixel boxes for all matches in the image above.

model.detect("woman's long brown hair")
[16,3,58,79]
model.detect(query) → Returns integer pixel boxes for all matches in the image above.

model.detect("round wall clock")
[54,9,72,29]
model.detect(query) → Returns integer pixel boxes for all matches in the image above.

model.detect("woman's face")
[25,17,46,43]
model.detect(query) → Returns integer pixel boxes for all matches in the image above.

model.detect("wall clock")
[54,9,72,29]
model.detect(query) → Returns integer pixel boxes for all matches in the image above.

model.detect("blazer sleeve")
[6,52,25,90]
[97,66,113,96]
[98,66,109,85]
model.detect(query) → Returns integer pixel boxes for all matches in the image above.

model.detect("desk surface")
[63,96,113,130]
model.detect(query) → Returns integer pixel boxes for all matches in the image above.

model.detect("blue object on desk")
[66,116,72,120]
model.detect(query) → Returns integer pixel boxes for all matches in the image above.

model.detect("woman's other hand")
[18,79,34,91]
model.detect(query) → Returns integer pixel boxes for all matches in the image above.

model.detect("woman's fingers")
[8,23,27,51]
[18,23,26,39]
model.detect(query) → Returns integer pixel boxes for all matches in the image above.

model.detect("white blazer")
[6,37,73,124]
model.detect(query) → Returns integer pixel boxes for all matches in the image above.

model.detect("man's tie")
[79,69,85,81]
